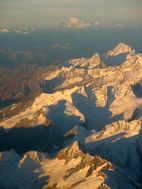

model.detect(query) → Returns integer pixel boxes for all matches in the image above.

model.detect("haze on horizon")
[0,0,142,29]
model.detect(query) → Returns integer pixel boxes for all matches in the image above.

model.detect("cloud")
[61,17,102,29]
[52,43,72,50]
[0,27,32,35]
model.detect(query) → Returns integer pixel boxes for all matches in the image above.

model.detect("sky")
[0,0,142,29]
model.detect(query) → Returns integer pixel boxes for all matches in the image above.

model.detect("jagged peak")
[19,151,48,167]
[67,53,105,69]
[111,42,132,52]
[24,151,48,162]
[90,53,100,61]
[57,141,82,163]
[105,42,133,58]
[89,53,106,69]
[56,141,113,172]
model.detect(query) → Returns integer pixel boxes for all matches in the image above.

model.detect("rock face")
[85,118,142,183]
[0,43,142,188]
[41,141,140,189]
[0,142,138,189]
[104,42,133,58]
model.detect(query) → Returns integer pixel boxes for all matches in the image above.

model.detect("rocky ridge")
[0,142,140,189]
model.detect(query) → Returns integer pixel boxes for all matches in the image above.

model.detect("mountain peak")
[105,42,133,58]
[68,53,105,69]
[89,53,106,68]
[57,141,82,163]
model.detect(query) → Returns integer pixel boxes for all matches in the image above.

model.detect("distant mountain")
[0,43,142,188]
[104,42,134,58]
[0,49,49,68]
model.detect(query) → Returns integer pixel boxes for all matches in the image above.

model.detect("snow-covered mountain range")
[0,42,142,189]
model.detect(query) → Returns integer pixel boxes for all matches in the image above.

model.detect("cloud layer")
[61,17,102,29]
[1,0,142,28]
